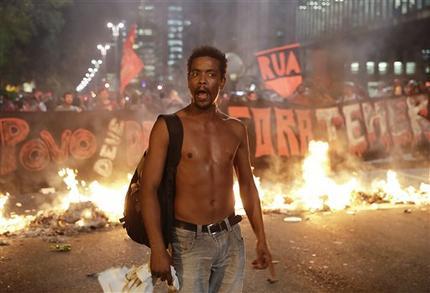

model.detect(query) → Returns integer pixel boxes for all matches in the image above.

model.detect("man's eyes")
[190,71,217,77]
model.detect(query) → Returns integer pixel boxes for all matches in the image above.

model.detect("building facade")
[134,0,296,91]
[295,0,430,92]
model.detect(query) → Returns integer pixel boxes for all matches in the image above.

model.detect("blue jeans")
[172,223,245,292]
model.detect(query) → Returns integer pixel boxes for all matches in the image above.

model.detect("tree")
[0,0,72,88]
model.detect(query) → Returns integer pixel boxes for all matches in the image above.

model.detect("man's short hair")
[187,46,227,79]
[63,91,73,98]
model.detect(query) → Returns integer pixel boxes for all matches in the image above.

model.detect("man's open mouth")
[195,89,209,100]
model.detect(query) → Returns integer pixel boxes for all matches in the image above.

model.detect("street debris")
[0,239,10,246]
[40,187,56,195]
[20,201,109,239]
[404,208,412,213]
[283,216,303,223]
[50,243,71,252]
[98,263,179,293]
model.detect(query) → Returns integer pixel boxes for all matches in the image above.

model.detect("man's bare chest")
[180,121,239,165]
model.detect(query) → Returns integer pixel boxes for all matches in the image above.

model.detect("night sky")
[62,0,139,86]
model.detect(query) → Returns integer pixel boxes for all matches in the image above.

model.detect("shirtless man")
[140,46,272,292]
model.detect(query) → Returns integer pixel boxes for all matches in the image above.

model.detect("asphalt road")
[1,206,429,293]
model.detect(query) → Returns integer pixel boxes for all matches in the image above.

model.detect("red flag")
[120,24,144,94]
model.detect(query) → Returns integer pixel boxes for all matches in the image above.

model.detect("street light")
[97,44,110,58]
[106,21,125,98]
[107,22,124,38]
[97,44,110,84]
[91,59,102,66]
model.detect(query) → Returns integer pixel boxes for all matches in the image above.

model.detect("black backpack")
[120,114,183,247]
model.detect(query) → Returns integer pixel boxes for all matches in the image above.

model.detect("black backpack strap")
[159,114,183,167]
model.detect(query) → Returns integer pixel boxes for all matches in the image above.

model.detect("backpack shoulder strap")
[159,114,183,167]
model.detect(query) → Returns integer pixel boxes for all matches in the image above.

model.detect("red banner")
[256,44,303,98]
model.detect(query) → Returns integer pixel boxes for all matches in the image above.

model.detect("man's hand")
[150,248,173,286]
[252,240,277,282]
[252,240,272,269]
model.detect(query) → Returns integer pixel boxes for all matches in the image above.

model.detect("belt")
[174,214,242,235]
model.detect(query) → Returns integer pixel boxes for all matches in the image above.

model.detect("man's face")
[64,94,74,105]
[188,56,225,109]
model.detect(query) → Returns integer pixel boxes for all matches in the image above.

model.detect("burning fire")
[0,193,35,234]
[1,140,429,235]
[56,168,129,222]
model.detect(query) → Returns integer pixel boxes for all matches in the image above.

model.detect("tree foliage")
[0,0,72,88]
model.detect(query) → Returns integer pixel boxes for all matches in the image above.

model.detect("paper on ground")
[98,263,179,292]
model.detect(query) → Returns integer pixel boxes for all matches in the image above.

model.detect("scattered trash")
[40,187,56,195]
[346,210,356,215]
[0,239,10,246]
[404,208,412,214]
[15,202,22,207]
[50,243,71,252]
[17,201,109,240]
[98,263,179,293]
[283,217,302,223]
[333,241,343,245]
[271,260,280,264]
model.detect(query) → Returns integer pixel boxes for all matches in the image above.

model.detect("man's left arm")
[234,122,272,269]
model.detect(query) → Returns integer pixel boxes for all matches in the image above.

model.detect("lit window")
[143,29,153,36]
[168,6,182,11]
[350,62,359,74]
[378,62,388,75]
[170,47,183,53]
[406,62,416,75]
[394,61,403,75]
[366,62,375,74]
[168,40,183,46]
[167,20,183,26]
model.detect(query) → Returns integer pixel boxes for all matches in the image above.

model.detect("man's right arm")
[139,117,172,283]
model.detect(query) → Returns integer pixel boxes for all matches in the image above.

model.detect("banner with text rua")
[256,44,303,99]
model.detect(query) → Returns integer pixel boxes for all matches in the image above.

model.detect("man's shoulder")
[217,112,247,138]
[219,112,244,127]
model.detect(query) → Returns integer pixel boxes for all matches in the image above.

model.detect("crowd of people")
[1,78,429,113]
[0,86,188,114]
[286,78,430,107]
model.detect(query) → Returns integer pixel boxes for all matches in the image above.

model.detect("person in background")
[55,92,82,112]
[32,89,47,112]
[393,79,404,96]
[95,88,116,111]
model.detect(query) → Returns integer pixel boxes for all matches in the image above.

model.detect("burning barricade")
[1,141,429,239]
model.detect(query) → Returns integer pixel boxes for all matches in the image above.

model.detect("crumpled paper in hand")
[98,263,179,293]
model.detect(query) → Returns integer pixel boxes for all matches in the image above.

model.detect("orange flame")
[1,141,429,235]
